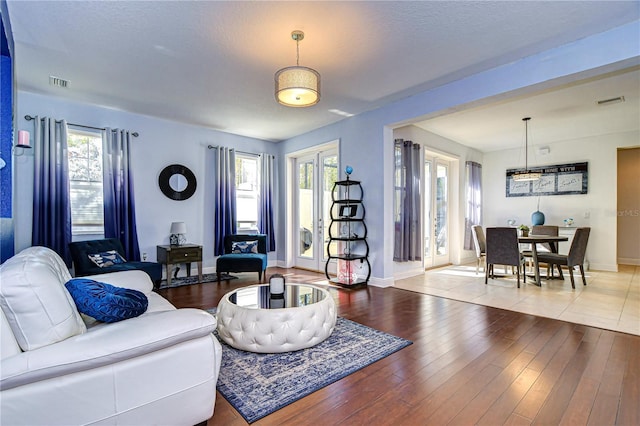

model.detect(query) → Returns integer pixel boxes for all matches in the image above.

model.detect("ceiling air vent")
[597,96,625,106]
[49,76,70,88]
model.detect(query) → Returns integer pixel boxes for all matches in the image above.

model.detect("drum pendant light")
[275,30,321,107]
[513,117,541,181]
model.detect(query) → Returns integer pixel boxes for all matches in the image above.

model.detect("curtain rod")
[24,115,139,137]
[207,144,259,157]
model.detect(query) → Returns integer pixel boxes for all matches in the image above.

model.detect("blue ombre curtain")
[464,161,482,250]
[393,139,422,262]
[32,117,72,265]
[102,128,140,260]
[213,147,236,256]
[259,153,276,252]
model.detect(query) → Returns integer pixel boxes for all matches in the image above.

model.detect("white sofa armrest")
[1,308,216,391]
[83,270,154,294]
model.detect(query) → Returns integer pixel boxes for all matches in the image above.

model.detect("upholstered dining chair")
[522,225,562,277]
[471,225,486,274]
[536,227,591,289]
[485,227,526,288]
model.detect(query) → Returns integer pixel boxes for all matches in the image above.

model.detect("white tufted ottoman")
[216,284,337,353]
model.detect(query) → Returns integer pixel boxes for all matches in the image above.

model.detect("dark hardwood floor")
[158,267,640,426]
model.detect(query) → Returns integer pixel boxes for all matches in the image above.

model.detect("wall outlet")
[142,252,148,261]
[584,211,590,219]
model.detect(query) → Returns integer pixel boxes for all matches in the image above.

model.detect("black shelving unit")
[325,177,370,287]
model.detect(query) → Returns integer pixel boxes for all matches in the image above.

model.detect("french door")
[295,150,338,272]
[424,154,450,268]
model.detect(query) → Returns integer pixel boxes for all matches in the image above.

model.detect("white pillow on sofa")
[0,247,86,351]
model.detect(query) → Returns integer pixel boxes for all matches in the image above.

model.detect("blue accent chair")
[216,234,268,282]
[68,238,162,286]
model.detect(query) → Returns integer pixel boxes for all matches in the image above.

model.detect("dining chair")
[522,225,562,277]
[485,227,526,288]
[471,225,486,274]
[536,227,591,289]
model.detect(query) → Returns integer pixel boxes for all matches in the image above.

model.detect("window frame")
[67,126,105,238]
[235,153,260,233]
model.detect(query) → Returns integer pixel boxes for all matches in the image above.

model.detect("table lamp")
[169,222,187,246]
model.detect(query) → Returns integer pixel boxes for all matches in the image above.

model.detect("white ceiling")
[5,1,640,145]
[416,68,640,152]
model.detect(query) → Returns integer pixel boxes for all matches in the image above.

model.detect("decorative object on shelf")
[274,30,320,107]
[269,273,285,296]
[158,164,197,200]
[564,218,574,226]
[345,165,353,176]
[531,197,545,225]
[325,170,370,287]
[518,224,530,237]
[512,117,541,182]
[343,242,351,255]
[169,222,187,246]
[507,219,517,227]
[339,205,357,217]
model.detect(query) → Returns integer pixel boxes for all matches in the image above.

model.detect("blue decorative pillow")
[231,240,259,254]
[65,278,148,323]
[88,250,126,268]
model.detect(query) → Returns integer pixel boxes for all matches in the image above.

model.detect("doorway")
[617,147,640,265]
[424,152,451,268]
[294,149,339,272]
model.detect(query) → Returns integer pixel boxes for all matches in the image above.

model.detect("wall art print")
[506,162,588,198]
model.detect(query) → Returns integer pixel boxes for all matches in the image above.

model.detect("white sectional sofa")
[0,246,222,425]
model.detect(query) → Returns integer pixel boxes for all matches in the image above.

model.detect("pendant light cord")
[296,39,300,66]
[525,118,528,169]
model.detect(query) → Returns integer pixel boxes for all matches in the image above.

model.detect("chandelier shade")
[275,30,320,108]
[275,66,320,107]
[512,171,542,181]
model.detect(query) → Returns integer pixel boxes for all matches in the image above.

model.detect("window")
[235,154,259,232]
[67,128,104,237]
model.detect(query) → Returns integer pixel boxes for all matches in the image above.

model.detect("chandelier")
[275,30,320,107]
[513,117,541,182]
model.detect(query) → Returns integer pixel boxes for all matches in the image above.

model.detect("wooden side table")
[156,244,203,287]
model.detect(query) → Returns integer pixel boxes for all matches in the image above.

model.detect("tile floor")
[394,263,640,336]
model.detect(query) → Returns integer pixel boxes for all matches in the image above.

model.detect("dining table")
[518,235,569,286]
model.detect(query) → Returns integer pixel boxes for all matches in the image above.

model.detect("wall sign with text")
[506,162,588,197]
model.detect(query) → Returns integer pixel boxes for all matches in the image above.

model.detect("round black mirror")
[158,164,197,200]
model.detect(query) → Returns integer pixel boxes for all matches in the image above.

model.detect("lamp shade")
[170,222,186,234]
[275,66,320,107]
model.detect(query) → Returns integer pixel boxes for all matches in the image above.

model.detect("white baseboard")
[368,276,395,288]
[617,257,640,266]
[587,263,618,272]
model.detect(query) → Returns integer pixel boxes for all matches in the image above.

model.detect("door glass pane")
[435,164,448,255]
[424,161,432,258]
[298,160,314,257]
[323,155,338,260]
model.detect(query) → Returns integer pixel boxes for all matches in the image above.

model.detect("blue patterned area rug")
[207,310,412,423]
[158,273,236,289]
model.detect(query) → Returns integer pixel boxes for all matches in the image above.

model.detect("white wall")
[483,130,639,271]
[15,92,278,274]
